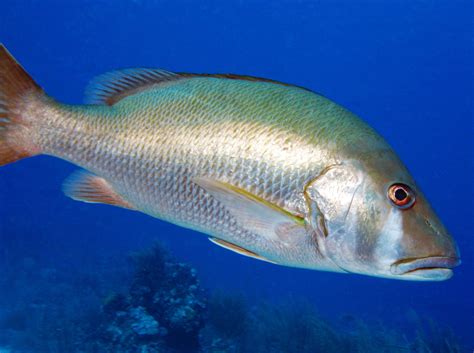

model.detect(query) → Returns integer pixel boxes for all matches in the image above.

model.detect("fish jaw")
[390,256,461,281]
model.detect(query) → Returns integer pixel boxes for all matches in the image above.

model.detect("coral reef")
[96,243,207,352]
[0,242,465,353]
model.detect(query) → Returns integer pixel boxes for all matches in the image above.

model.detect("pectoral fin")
[194,177,305,244]
[209,237,276,264]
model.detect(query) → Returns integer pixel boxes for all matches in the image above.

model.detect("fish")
[0,44,460,281]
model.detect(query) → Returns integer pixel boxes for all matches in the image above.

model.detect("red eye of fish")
[388,183,415,209]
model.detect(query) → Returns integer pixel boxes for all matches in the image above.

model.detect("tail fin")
[0,44,43,166]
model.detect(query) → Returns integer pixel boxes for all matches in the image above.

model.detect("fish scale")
[20,77,366,263]
[52,79,333,260]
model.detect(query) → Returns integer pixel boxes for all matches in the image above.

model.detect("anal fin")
[63,171,135,210]
[209,237,276,264]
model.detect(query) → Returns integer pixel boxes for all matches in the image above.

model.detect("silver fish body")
[0,46,460,280]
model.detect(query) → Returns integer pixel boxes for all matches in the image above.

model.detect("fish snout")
[390,256,461,280]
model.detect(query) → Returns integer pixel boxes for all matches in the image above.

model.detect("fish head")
[305,154,460,281]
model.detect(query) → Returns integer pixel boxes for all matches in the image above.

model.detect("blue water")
[0,0,473,352]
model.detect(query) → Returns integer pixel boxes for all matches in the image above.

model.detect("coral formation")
[95,243,207,352]
[0,242,465,353]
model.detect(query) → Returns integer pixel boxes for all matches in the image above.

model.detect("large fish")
[0,45,460,281]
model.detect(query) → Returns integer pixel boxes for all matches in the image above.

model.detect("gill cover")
[305,162,363,239]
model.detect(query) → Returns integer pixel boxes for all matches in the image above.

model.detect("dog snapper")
[0,45,460,280]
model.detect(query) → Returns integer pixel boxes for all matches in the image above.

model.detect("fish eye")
[388,183,415,209]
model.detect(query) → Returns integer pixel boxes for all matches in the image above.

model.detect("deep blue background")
[1,0,473,345]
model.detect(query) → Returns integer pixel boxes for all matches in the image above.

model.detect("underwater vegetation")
[0,242,465,353]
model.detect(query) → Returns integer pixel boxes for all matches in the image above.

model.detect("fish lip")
[390,256,461,276]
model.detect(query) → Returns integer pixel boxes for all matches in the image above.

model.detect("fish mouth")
[390,256,461,281]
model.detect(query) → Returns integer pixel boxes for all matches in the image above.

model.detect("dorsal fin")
[85,68,314,106]
[209,237,276,264]
[84,68,179,105]
[180,73,313,93]
[63,170,136,210]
